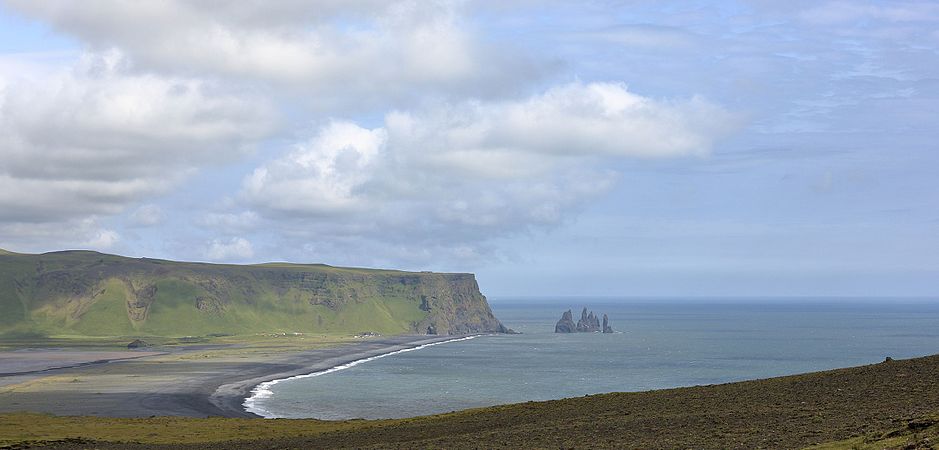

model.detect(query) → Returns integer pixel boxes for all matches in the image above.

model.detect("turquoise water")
[249,299,939,419]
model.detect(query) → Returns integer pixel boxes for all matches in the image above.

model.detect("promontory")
[0,249,511,338]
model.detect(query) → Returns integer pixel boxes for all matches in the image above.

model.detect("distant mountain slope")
[0,250,508,338]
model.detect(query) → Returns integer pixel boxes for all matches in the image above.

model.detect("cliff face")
[0,250,508,337]
[411,273,509,335]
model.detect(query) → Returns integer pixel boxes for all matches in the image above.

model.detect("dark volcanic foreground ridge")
[0,249,511,337]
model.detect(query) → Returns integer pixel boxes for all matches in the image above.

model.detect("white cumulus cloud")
[0,50,274,224]
[83,229,120,249]
[237,82,738,261]
[0,2,745,267]
[4,0,543,111]
[243,122,388,215]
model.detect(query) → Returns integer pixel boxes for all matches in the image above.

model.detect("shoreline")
[209,334,480,418]
[0,334,474,419]
[239,335,483,418]
[3,353,939,449]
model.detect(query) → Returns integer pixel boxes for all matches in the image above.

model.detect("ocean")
[245,298,939,419]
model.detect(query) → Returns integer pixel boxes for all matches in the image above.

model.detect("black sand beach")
[0,335,457,418]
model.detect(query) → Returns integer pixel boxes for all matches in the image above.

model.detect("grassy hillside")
[0,250,507,338]
[2,354,938,449]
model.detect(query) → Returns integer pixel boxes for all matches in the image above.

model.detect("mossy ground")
[0,414,363,446]
[2,354,938,449]
[807,415,938,450]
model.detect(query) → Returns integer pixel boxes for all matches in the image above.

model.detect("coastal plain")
[2,353,938,449]
[0,334,457,418]
[0,249,512,419]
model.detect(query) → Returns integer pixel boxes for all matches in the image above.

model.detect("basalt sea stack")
[555,307,614,333]
[576,307,600,332]
[555,309,576,333]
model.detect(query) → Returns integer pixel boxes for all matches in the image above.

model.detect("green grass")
[68,279,137,336]
[0,249,501,340]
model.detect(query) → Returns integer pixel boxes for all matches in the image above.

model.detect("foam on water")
[244,335,482,418]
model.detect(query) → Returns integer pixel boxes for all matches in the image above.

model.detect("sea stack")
[555,307,611,333]
[576,307,601,332]
[555,309,577,333]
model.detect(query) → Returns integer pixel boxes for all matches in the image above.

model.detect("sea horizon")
[489,295,939,303]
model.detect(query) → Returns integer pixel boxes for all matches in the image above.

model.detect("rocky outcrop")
[555,310,576,333]
[411,273,515,335]
[127,339,151,348]
[124,281,157,322]
[576,307,601,332]
[555,307,614,333]
[602,314,613,333]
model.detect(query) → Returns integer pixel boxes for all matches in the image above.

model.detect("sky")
[0,1,937,297]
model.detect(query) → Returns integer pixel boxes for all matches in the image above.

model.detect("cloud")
[0,217,119,252]
[244,122,388,216]
[407,81,736,160]
[83,228,120,249]
[129,204,162,227]
[238,82,738,262]
[576,24,698,49]
[4,0,544,111]
[198,211,259,232]
[800,1,939,25]
[205,237,254,261]
[0,50,274,223]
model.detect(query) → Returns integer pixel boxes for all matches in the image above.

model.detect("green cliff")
[0,250,509,338]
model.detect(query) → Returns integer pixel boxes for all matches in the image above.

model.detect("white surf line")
[243,335,483,418]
